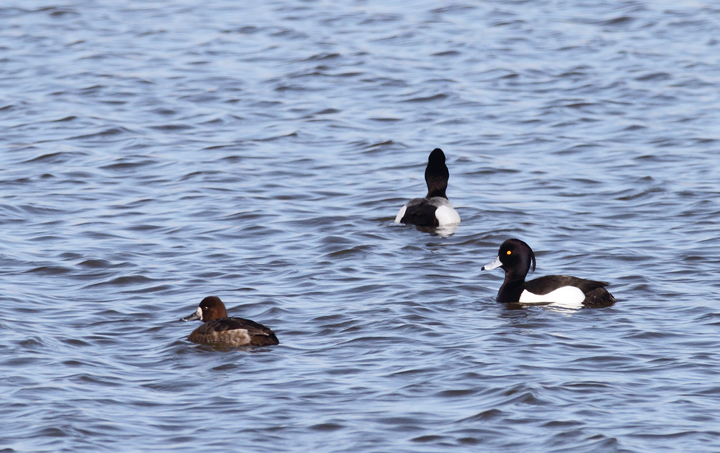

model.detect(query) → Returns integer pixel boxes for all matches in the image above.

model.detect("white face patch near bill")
[519,286,585,309]
[196,306,203,321]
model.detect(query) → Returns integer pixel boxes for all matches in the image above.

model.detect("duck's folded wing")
[401,202,439,226]
[525,275,609,295]
[196,317,277,337]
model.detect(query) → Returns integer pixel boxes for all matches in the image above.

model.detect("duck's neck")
[425,162,449,199]
[426,187,448,199]
[497,272,526,303]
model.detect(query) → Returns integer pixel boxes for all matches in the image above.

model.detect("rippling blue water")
[2,0,720,451]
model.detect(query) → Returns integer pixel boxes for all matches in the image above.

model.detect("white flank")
[434,205,461,225]
[394,205,407,223]
[519,286,585,309]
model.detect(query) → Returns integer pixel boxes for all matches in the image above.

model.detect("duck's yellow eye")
[506,250,512,255]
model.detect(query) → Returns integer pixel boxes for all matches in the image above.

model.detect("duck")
[395,148,461,227]
[180,296,279,347]
[482,239,616,309]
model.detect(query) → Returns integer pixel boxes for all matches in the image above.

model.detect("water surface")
[2,1,720,451]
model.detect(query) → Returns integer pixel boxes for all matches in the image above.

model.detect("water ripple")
[1,0,720,452]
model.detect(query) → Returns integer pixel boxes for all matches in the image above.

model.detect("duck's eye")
[506,250,512,255]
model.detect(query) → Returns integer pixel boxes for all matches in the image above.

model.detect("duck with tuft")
[395,148,461,227]
[482,239,616,309]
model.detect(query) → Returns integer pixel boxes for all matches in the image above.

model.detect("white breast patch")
[519,286,585,309]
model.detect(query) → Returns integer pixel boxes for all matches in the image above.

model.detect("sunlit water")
[2,1,720,451]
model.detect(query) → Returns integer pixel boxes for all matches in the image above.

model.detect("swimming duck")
[482,239,616,308]
[180,296,279,347]
[395,148,461,227]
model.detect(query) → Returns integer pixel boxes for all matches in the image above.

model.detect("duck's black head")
[425,148,449,199]
[482,238,536,281]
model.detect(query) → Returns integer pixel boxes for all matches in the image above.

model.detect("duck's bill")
[180,312,201,322]
[482,256,502,271]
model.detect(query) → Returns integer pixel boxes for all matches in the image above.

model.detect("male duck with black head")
[180,296,279,347]
[395,148,461,227]
[483,239,616,309]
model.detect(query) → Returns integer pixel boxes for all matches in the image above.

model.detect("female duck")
[395,148,461,227]
[180,296,279,347]
[482,239,616,308]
